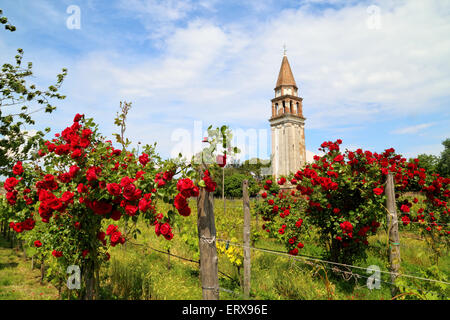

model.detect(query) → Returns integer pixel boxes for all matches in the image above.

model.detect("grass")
[0,236,58,300]
[99,198,449,300]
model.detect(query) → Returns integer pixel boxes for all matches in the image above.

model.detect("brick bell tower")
[270,51,306,179]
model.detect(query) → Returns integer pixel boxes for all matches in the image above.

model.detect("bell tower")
[270,52,306,178]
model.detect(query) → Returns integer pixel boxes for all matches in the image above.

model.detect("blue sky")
[1,0,449,162]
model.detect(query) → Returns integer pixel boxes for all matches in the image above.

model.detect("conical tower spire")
[275,54,297,89]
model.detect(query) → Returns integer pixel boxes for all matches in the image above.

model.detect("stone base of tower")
[270,114,306,179]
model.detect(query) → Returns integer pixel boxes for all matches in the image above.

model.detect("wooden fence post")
[197,181,219,300]
[242,180,251,298]
[385,172,401,297]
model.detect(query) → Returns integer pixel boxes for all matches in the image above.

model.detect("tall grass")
[99,198,449,300]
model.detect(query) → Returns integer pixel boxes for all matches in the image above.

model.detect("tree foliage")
[437,138,450,178]
[0,9,67,176]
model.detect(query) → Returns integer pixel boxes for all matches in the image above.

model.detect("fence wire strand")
[216,238,450,286]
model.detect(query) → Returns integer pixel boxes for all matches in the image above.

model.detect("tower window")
[276,89,281,97]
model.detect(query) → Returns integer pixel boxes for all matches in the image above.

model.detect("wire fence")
[215,238,450,286]
[127,235,448,300]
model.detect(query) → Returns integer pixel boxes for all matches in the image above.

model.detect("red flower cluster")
[339,221,353,238]
[216,154,227,168]
[202,170,216,192]
[139,153,150,166]
[401,215,410,226]
[9,218,35,233]
[12,161,23,175]
[52,250,63,258]
[155,222,174,240]
[106,225,125,247]
[154,170,174,188]
[174,178,199,217]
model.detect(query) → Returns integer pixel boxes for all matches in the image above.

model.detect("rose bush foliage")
[256,139,449,264]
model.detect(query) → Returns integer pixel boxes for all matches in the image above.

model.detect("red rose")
[61,191,74,203]
[13,161,24,175]
[340,221,353,233]
[401,215,410,226]
[261,192,267,199]
[373,187,384,196]
[138,198,152,212]
[73,113,83,122]
[174,193,188,210]
[110,210,122,221]
[139,153,150,166]
[69,165,80,177]
[123,183,138,200]
[92,201,112,215]
[297,242,304,249]
[120,176,134,187]
[333,154,344,162]
[34,240,42,247]
[400,204,410,213]
[178,205,191,217]
[107,183,122,196]
[71,148,83,159]
[86,166,101,182]
[81,128,92,138]
[216,154,226,168]
[52,250,63,258]
[4,177,19,192]
[106,224,118,235]
[177,178,195,197]
[110,231,122,244]
[156,179,166,188]
[164,232,174,241]
[125,204,138,216]
[159,223,171,236]
[77,183,88,194]
[203,171,216,192]
[163,171,173,181]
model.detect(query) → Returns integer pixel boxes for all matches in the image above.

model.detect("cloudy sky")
[1,0,449,162]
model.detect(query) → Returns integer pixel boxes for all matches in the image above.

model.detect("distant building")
[270,53,306,178]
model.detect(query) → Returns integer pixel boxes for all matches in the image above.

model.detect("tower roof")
[275,55,297,89]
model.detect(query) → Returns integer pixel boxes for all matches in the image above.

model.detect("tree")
[241,158,271,181]
[415,154,439,175]
[0,9,67,176]
[437,138,450,178]
[220,173,259,198]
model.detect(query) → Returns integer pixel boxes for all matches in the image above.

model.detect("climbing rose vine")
[3,113,218,298]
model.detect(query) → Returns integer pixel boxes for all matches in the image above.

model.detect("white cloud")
[30,0,450,157]
[392,123,434,135]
